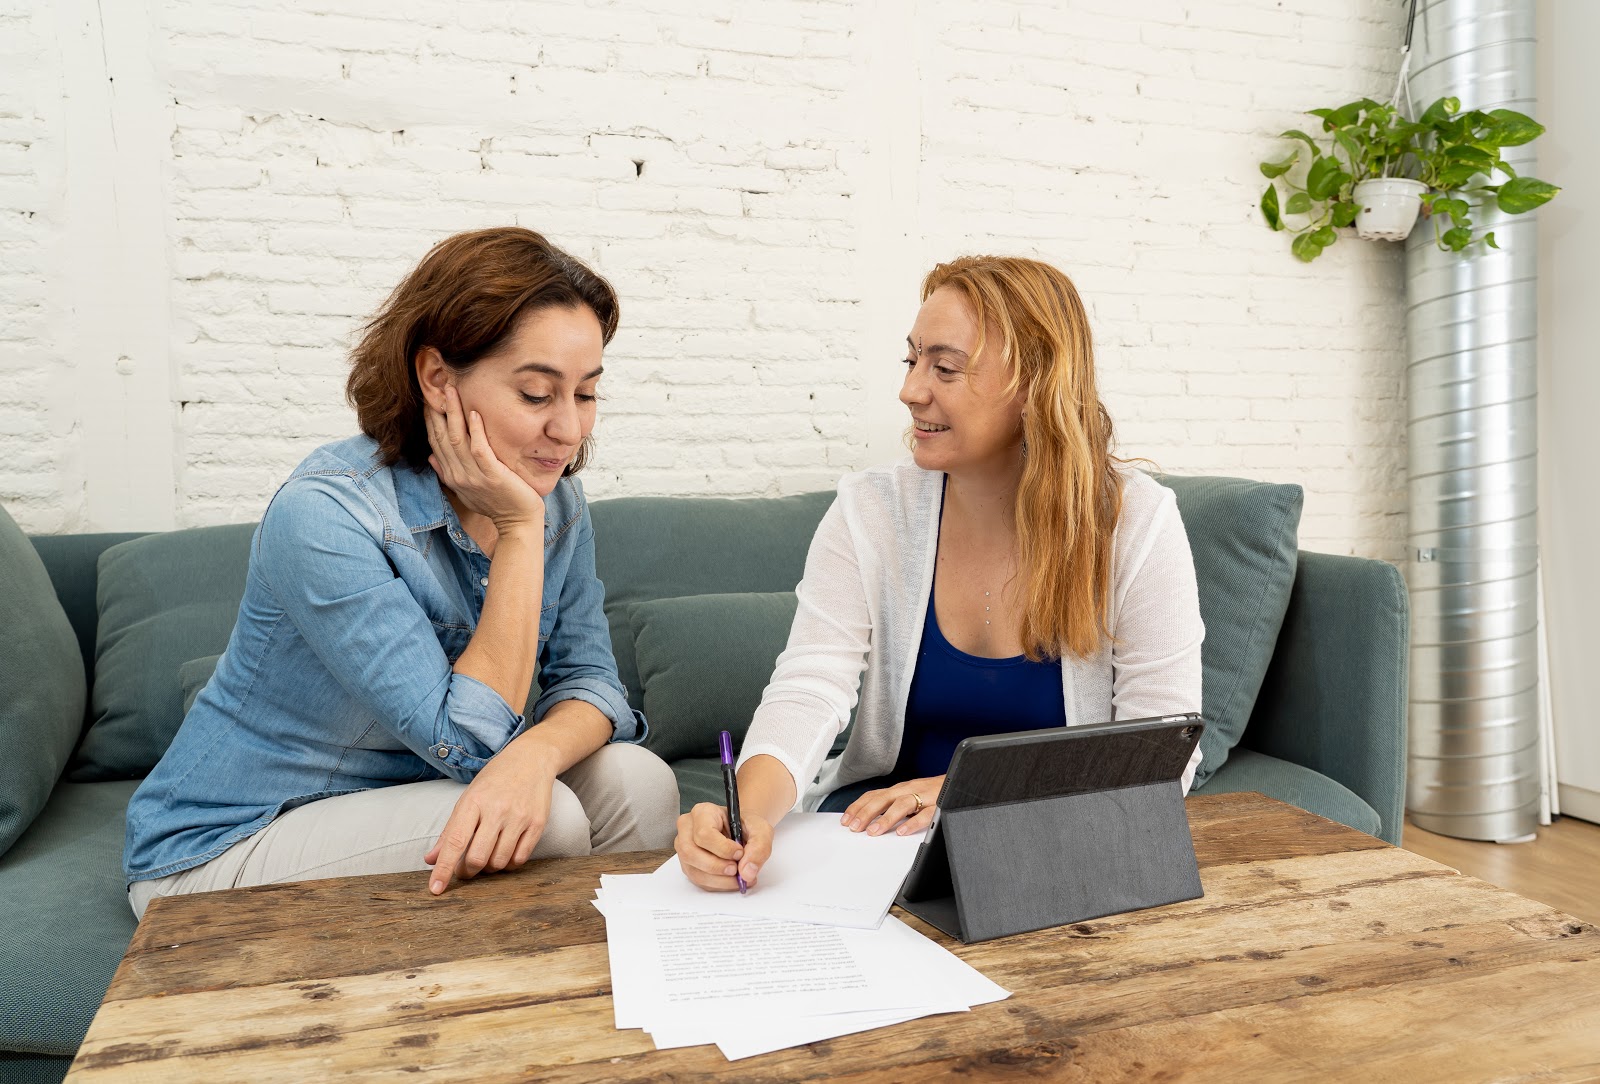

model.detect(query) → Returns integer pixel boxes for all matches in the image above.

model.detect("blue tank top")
[895,585,1067,779]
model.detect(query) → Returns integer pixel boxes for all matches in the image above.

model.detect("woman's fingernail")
[897,826,909,835]
[868,824,881,835]
[724,864,736,876]
[430,880,443,894]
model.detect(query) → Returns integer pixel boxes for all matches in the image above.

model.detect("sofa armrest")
[1243,550,1409,844]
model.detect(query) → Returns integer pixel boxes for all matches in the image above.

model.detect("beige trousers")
[129,742,678,920]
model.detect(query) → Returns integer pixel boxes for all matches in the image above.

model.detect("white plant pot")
[1353,178,1427,241]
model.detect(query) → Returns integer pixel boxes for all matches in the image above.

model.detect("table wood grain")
[66,793,1600,1082]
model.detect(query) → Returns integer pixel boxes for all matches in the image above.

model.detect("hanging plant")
[1258,95,1559,262]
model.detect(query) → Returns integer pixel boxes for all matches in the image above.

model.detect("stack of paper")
[591,813,1009,1061]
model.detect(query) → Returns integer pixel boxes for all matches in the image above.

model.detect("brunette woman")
[125,228,677,918]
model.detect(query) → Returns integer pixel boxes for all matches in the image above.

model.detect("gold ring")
[910,792,924,814]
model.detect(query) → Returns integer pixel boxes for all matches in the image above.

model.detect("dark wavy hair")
[346,227,620,473]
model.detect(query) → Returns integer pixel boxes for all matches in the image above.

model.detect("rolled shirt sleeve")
[255,474,527,782]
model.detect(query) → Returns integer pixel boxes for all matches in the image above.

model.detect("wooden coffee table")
[66,793,1600,1081]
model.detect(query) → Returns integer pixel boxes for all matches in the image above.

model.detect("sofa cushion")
[629,592,799,763]
[27,532,148,732]
[0,781,140,1055]
[590,491,834,708]
[0,504,88,858]
[670,757,730,815]
[1197,746,1382,838]
[68,524,254,781]
[1155,475,1303,788]
[0,1053,70,1083]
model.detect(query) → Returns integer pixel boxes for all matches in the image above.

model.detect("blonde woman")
[673,255,1205,891]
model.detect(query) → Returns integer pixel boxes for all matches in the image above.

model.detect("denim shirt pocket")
[430,619,473,663]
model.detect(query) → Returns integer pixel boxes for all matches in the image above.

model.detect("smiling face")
[416,303,604,498]
[899,286,1026,475]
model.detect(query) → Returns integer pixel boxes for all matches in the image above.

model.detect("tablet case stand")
[897,779,1202,943]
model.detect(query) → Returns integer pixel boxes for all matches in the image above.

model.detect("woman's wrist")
[506,701,612,777]
[737,754,798,824]
[499,730,562,781]
[491,517,544,545]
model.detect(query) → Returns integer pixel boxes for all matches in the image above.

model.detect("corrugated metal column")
[1405,0,1542,841]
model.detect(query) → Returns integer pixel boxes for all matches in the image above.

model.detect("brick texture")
[1,2,70,531]
[4,0,1408,560]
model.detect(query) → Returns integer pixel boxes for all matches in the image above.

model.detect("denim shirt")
[123,434,644,885]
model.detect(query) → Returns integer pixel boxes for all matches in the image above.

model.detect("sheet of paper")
[600,812,926,929]
[603,906,929,1030]
[597,892,1011,1044]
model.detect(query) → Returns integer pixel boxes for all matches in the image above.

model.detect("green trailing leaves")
[1497,176,1560,214]
[1432,197,1470,226]
[1305,155,1347,201]
[1420,96,1460,126]
[1335,130,1363,171]
[1443,145,1497,171]
[1279,129,1322,153]
[1258,93,1559,260]
[1259,152,1297,179]
[1260,184,1282,230]
[1488,109,1544,147]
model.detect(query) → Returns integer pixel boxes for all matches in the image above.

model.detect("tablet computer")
[897,713,1204,942]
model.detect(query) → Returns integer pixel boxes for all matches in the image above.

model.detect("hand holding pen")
[671,731,775,893]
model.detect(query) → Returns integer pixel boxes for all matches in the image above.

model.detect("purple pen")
[718,730,748,894]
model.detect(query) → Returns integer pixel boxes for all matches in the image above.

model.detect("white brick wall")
[1,0,68,531]
[4,0,1409,561]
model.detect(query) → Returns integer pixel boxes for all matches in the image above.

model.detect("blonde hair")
[921,255,1124,662]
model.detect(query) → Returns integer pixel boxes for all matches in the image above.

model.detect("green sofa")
[0,475,1407,1081]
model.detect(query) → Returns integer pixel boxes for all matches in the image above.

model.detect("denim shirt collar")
[390,461,562,555]
[390,463,485,557]
[393,462,449,535]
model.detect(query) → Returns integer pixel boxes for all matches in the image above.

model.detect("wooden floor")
[1402,813,1600,926]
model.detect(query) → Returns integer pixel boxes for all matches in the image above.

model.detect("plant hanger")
[1382,0,1418,178]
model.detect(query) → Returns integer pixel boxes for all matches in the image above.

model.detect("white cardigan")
[738,460,1206,812]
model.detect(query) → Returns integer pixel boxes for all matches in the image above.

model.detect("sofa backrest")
[26,474,1305,786]
[589,490,834,706]
[28,532,147,734]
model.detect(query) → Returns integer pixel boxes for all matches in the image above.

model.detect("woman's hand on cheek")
[425,384,545,533]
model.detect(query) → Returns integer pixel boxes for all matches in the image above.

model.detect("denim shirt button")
[479,577,488,587]
[435,747,449,759]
